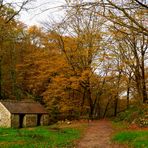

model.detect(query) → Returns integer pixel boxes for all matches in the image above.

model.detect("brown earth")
[76,119,128,148]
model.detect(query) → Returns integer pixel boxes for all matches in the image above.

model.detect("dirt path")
[76,119,127,148]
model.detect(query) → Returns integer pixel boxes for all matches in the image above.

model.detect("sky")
[21,0,66,26]
[10,0,66,26]
[7,0,93,27]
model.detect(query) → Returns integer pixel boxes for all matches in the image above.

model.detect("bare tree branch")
[134,0,148,9]
[5,0,31,24]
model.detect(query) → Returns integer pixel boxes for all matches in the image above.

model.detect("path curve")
[76,119,127,148]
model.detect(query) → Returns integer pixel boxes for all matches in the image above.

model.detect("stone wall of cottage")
[0,103,11,127]
[24,114,37,127]
[11,114,19,128]
[40,114,49,126]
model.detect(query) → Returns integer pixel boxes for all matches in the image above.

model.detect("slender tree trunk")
[132,36,144,102]
[93,100,101,119]
[86,79,94,119]
[126,76,131,109]
[142,81,147,103]
[114,95,119,116]
[93,91,102,119]
[141,53,148,103]
[87,88,94,120]
[114,70,122,116]
[127,86,130,109]
[80,89,86,115]
[103,98,110,118]
[135,73,143,101]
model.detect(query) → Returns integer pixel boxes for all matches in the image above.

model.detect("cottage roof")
[0,100,48,114]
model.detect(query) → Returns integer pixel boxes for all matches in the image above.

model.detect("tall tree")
[0,0,33,99]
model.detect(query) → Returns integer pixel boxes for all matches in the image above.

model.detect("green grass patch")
[0,125,82,148]
[112,130,148,148]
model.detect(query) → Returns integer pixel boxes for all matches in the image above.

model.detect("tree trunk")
[135,72,143,101]
[86,79,94,120]
[142,81,147,103]
[141,53,148,103]
[103,98,110,118]
[126,86,130,109]
[87,88,94,120]
[80,89,86,115]
[126,76,131,109]
[114,96,118,116]
[114,70,122,116]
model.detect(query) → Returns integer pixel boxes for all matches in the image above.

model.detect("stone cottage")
[0,100,49,128]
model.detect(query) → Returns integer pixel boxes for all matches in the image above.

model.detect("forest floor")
[76,119,128,148]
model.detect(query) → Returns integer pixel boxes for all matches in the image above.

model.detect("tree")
[46,1,108,119]
[0,1,33,99]
[69,0,148,103]
[69,0,148,36]
[109,22,148,103]
[0,0,33,24]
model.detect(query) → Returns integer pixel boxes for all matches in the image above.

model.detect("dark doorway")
[37,114,42,126]
[19,114,25,128]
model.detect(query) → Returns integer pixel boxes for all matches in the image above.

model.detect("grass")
[0,123,85,148]
[112,130,148,148]
[111,105,148,148]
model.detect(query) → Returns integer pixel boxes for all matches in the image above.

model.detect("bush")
[113,104,148,127]
[114,106,139,122]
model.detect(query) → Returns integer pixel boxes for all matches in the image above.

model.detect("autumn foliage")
[0,0,148,121]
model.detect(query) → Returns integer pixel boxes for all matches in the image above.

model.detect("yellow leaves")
[109,27,128,39]
[28,25,42,35]
[69,77,79,89]
[81,70,91,80]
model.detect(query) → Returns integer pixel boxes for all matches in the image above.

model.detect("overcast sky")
[16,0,66,26]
